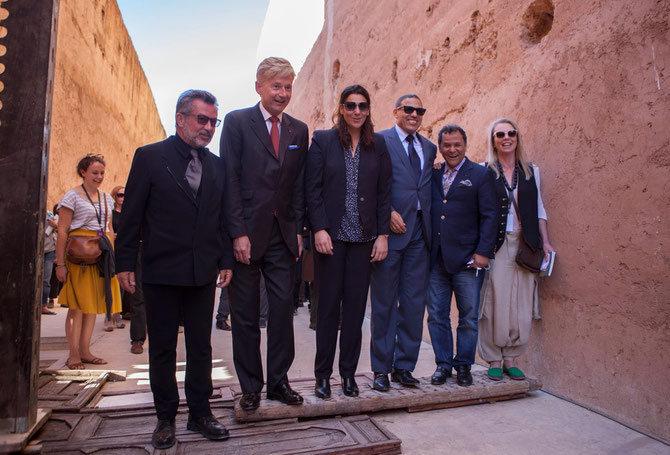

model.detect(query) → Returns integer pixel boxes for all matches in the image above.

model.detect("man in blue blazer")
[370,94,437,391]
[428,124,497,387]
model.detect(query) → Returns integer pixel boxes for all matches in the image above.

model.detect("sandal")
[67,360,85,370]
[115,320,126,329]
[81,357,107,365]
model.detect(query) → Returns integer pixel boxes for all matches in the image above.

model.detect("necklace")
[497,161,518,192]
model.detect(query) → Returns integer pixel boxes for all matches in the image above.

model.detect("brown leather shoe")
[130,341,144,355]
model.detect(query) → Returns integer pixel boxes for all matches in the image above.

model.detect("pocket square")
[458,179,473,187]
[288,145,299,150]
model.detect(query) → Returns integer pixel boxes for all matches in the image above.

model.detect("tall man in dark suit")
[221,57,309,411]
[370,94,436,391]
[428,124,497,387]
[116,90,233,449]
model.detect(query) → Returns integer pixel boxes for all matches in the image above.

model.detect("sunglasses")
[342,101,370,112]
[494,130,517,138]
[186,113,221,127]
[117,193,125,197]
[397,105,426,116]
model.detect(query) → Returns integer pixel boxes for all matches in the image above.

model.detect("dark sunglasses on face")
[397,105,426,116]
[186,113,221,127]
[117,193,125,197]
[495,130,517,138]
[342,101,370,112]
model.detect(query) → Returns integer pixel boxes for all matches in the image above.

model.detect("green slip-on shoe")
[487,367,503,381]
[503,365,526,380]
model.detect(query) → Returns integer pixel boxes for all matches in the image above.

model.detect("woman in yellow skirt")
[55,154,122,369]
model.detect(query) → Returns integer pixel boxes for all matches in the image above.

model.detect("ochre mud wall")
[48,0,165,209]
[291,0,670,440]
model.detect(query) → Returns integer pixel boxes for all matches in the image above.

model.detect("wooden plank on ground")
[235,371,542,422]
[34,406,401,454]
[38,372,111,411]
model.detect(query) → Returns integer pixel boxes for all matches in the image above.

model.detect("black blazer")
[220,103,309,260]
[305,129,392,240]
[115,135,233,286]
[430,157,498,274]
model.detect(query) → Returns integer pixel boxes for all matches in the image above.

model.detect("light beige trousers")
[478,231,539,362]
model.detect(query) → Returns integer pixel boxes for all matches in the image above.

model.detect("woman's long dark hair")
[333,84,375,150]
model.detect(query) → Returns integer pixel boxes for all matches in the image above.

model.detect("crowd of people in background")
[43,56,554,449]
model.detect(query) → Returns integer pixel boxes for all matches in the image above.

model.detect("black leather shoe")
[315,378,331,399]
[341,377,359,397]
[372,372,390,391]
[391,369,420,387]
[455,365,473,386]
[267,383,304,405]
[151,419,176,449]
[187,414,229,440]
[239,392,261,411]
[216,319,231,331]
[431,366,452,385]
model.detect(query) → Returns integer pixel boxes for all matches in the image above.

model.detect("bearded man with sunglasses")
[369,94,437,391]
[116,90,233,449]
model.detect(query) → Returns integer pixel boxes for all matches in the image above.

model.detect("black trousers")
[231,219,296,394]
[144,281,216,420]
[314,239,374,379]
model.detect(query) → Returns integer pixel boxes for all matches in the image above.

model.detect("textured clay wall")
[291,0,670,440]
[48,0,165,209]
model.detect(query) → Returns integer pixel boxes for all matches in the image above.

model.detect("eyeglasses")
[342,101,370,112]
[185,113,221,127]
[494,130,517,138]
[116,193,125,197]
[397,105,426,116]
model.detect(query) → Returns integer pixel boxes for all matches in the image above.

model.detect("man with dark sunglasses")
[369,94,437,391]
[115,89,233,449]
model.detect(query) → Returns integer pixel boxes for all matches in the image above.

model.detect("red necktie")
[270,116,280,157]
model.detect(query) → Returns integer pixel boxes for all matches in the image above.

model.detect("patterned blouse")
[337,143,372,243]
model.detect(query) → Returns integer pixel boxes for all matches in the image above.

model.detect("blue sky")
[116,0,323,150]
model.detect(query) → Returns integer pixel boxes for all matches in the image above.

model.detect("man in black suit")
[116,90,233,449]
[221,57,309,411]
[370,94,436,391]
[427,124,497,387]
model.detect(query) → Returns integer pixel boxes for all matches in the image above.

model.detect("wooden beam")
[0,0,59,435]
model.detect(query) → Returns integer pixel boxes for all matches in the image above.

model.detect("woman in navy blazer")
[305,84,392,399]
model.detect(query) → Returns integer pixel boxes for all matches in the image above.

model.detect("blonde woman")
[478,118,555,381]
[55,154,123,369]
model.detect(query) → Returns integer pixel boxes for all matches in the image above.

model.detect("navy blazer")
[305,129,392,240]
[115,135,233,287]
[379,127,436,251]
[220,103,309,260]
[430,157,498,274]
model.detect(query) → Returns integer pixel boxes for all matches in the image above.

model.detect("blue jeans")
[42,251,55,307]
[427,256,485,368]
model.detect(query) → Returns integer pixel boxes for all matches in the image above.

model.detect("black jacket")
[220,103,309,260]
[115,135,233,286]
[305,129,392,240]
